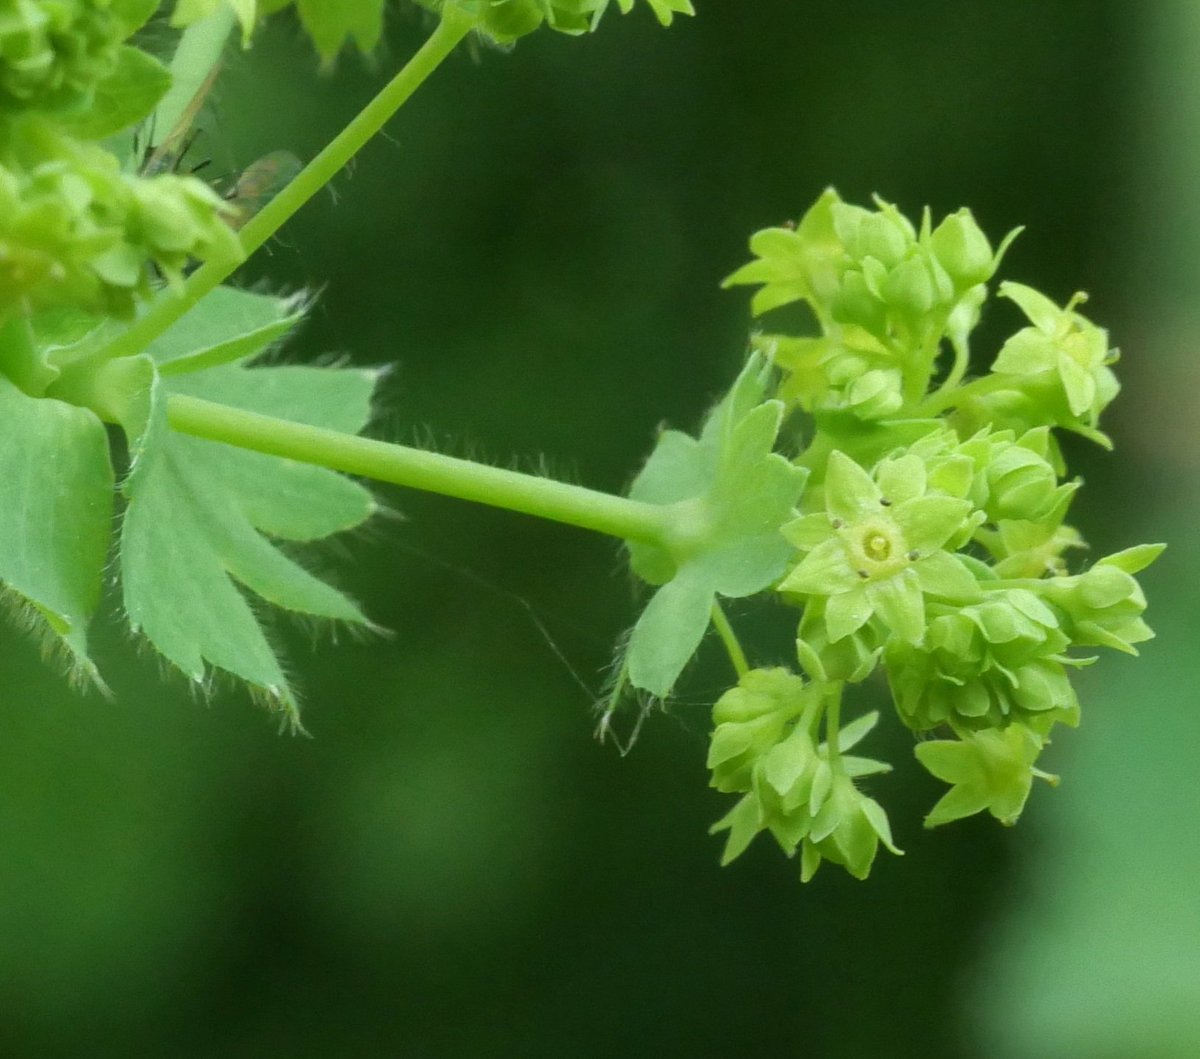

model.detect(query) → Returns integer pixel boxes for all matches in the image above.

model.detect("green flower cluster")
[726,189,1020,423]
[0,1,242,331]
[183,0,695,59]
[412,0,694,42]
[0,0,143,112]
[707,668,898,881]
[621,189,1163,880]
[1,118,241,322]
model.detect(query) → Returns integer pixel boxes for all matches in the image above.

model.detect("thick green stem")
[794,428,837,476]
[167,394,671,545]
[824,683,844,765]
[901,333,939,408]
[914,371,1012,416]
[91,8,477,365]
[235,8,475,262]
[710,602,749,679]
[938,337,970,397]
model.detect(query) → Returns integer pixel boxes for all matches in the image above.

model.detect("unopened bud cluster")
[0,0,126,112]
[0,0,241,326]
[413,0,694,42]
[1,118,240,319]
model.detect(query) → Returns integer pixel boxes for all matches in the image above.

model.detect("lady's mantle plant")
[0,0,1160,883]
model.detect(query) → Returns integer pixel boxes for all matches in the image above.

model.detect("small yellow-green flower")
[992,281,1120,433]
[780,450,978,644]
[915,724,1057,828]
[799,769,901,881]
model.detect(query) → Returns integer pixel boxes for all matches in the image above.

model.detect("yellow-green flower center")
[863,529,892,561]
[839,515,910,580]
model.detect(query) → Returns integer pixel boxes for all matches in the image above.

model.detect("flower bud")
[711,666,805,726]
[832,269,887,334]
[709,668,811,794]
[917,725,1052,829]
[803,772,899,881]
[886,589,1070,731]
[845,368,903,419]
[1040,561,1154,654]
[929,209,995,288]
[0,122,243,320]
[832,202,913,268]
[882,254,937,319]
[985,443,1059,520]
[478,0,547,41]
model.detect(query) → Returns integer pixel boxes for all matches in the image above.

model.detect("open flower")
[781,450,978,644]
[800,769,901,881]
[992,282,1119,433]
[915,724,1056,828]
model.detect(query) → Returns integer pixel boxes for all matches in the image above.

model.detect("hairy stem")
[167,394,671,545]
[92,7,477,365]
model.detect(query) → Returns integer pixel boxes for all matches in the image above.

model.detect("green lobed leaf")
[114,0,164,34]
[148,286,307,376]
[626,568,714,699]
[121,366,377,724]
[295,0,386,59]
[609,0,695,26]
[0,376,114,685]
[44,286,301,383]
[625,354,809,696]
[109,295,379,722]
[172,0,258,41]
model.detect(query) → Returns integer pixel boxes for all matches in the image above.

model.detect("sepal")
[916,724,1055,828]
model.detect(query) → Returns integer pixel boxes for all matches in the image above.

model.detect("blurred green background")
[1,1,1197,1055]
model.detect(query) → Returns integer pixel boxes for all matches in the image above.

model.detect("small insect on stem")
[141,62,223,176]
[223,150,305,230]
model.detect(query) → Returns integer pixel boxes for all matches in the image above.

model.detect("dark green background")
[2,2,1197,1055]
